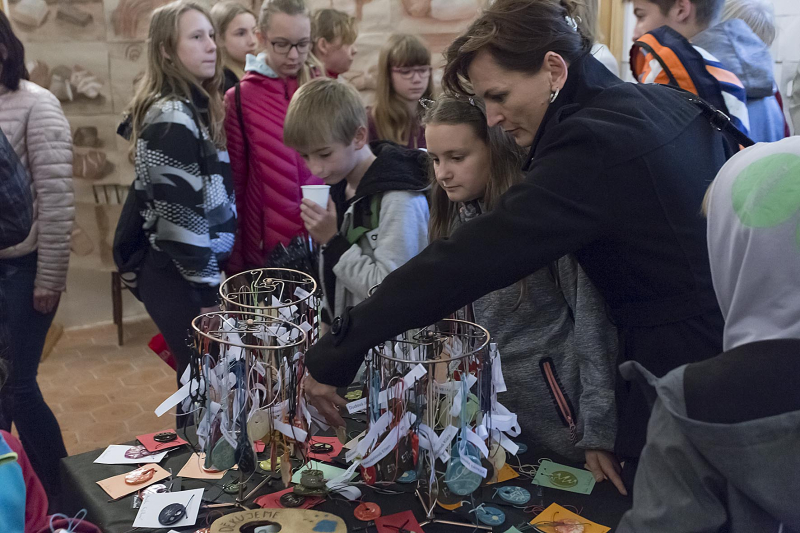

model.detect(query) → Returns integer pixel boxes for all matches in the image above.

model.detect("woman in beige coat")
[0,10,73,499]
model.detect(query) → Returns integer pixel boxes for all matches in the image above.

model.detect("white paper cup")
[301,185,331,207]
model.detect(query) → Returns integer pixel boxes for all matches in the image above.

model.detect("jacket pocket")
[539,357,578,443]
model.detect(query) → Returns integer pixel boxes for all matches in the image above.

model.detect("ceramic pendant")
[487,441,507,483]
[211,438,236,471]
[247,410,271,441]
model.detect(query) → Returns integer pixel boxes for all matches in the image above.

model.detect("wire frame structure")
[350,319,496,521]
[219,268,320,347]
[189,311,308,500]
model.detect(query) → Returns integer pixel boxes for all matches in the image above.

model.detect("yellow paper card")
[530,503,610,533]
[493,463,520,484]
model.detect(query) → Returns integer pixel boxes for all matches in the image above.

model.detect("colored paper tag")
[533,460,596,495]
[530,503,610,533]
[177,453,227,480]
[136,430,188,453]
[93,445,168,465]
[96,464,170,500]
[487,463,520,484]
[132,488,203,528]
[375,510,424,533]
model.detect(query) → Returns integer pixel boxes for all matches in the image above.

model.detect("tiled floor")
[38,319,178,455]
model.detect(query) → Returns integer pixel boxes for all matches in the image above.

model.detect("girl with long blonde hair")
[210,1,258,91]
[122,0,236,424]
[368,33,433,149]
[223,0,323,273]
[424,95,620,484]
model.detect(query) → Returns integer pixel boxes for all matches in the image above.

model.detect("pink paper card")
[136,430,188,452]
[255,441,266,453]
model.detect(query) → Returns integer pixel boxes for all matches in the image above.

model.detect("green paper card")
[290,461,357,485]
[503,528,524,533]
[532,459,596,494]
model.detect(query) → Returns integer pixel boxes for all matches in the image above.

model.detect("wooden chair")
[92,184,128,345]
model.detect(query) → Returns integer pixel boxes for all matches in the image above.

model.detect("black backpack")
[112,178,150,301]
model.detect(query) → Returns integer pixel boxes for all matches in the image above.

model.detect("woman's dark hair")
[0,10,29,91]
[442,0,591,94]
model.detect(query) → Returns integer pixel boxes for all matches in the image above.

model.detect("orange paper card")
[487,463,520,484]
[96,464,170,500]
[177,453,227,480]
[530,503,610,533]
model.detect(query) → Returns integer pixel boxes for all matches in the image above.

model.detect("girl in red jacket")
[224,0,323,273]
[367,33,433,150]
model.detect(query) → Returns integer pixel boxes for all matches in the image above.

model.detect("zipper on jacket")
[283,79,289,100]
[539,357,577,443]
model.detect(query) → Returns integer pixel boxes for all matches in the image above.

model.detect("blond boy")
[284,78,429,324]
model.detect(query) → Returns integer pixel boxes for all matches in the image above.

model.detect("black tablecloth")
[60,425,632,532]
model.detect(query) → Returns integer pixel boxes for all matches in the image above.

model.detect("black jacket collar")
[525,53,624,169]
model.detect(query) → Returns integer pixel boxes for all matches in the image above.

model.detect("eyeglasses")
[271,40,311,55]
[391,66,432,80]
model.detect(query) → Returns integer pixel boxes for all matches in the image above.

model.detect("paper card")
[533,460,596,495]
[254,487,324,510]
[94,445,169,465]
[344,430,365,450]
[290,462,357,485]
[255,441,266,453]
[504,528,523,533]
[178,453,227,480]
[96,464,170,500]
[530,503,610,533]
[132,488,203,528]
[375,511,424,533]
[137,430,188,453]
[487,463,520,485]
[307,437,343,463]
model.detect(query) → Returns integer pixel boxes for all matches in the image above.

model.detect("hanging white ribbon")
[359,413,416,468]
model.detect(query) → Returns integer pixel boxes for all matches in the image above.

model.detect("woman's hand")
[33,287,61,314]
[304,373,347,428]
[585,449,627,495]
[300,197,338,245]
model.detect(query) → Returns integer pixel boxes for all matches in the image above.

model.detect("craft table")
[59,425,633,532]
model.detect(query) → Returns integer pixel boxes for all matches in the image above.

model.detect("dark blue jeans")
[0,251,67,499]
[138,248,201,428]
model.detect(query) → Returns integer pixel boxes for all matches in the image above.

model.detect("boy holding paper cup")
[285,77,429,325]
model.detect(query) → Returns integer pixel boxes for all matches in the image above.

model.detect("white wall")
[773,0,800,132]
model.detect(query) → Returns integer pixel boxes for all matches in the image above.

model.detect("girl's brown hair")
[442,0,591,95]
[125,1,225,150]
[258,0,323,85]
[424,95,533,307]
[210,1,256,72]
[371,33,433,146]
[424,95,524,242]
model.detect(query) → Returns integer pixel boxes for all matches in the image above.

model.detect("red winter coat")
[224,67,322,273]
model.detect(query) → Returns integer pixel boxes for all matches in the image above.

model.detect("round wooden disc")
[210,509,347,533]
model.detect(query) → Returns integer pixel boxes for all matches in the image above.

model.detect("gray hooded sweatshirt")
[617,137,800,533]
[693,19,785,142]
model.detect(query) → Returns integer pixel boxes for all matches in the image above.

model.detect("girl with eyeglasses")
[223,0,324,273]
[368,33,433,149]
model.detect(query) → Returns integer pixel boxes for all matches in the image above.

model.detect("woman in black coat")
[304,0,731,487]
